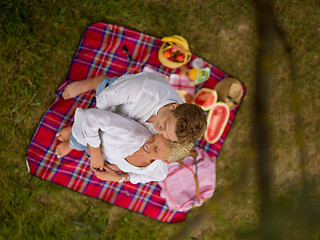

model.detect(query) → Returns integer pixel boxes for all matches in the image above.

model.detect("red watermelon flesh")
[193,89,217,110]
[205,103,230,144]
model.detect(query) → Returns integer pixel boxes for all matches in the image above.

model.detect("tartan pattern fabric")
[26,22,245,223]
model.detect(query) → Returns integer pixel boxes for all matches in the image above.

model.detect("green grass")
[1,0,319,239]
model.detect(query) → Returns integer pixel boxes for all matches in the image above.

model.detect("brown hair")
[172,103,207,144]
[167,142,194,162]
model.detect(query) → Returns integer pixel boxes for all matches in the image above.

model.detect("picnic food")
[205,103,229,144]
[163,49,172,58]
[158,35,191,68]
[163,47,186,62]
[193,88,217,111]
[176,53,185,62]
[161,35,190,51]
[193,89,230,144]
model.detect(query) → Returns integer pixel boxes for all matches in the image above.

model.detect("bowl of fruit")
[158,35,192,69]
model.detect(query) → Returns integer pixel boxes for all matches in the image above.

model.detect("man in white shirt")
[62,72,207,170]
[62,72,207,143]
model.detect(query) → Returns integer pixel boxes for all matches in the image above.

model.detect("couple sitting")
[56,72,207,184]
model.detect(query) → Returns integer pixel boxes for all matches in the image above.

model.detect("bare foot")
[62,80,92,99]
[56,127,72,142]
[62,75,106,99]
[56,141,73,158]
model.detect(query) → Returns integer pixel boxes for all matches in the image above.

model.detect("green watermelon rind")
[204,102,230,144]
[193,88,217,111]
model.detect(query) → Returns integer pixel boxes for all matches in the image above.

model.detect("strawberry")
[170,47,178,53]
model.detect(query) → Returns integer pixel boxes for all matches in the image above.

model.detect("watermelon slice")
[193,88,217,111]
[205,102,230,144]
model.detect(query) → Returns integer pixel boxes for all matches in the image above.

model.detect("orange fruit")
[163,50,172,59]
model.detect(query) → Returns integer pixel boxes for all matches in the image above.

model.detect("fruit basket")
[158,35,192,69]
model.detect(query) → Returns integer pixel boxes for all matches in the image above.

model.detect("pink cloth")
[142,65,170,80]
[158,147,216,212]
[142,65,196,96]
[169,74,195,96]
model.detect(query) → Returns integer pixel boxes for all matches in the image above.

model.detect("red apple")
[176,53,185,62]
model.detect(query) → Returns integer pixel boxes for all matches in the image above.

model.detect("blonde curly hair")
[167,141,194,162]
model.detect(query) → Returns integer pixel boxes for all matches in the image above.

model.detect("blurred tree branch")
[172,0,313,239]
[254,0,275,239]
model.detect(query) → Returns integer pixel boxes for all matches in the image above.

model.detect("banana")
[161,36,189,50]
[172,35,190,51]
[161,35,190,51]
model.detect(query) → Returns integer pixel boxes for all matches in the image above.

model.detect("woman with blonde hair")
[56,108,193,184]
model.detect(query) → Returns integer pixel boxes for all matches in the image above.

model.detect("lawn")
[1,0,319,239]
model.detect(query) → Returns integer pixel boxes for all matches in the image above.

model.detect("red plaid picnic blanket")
[26,22,245,223]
